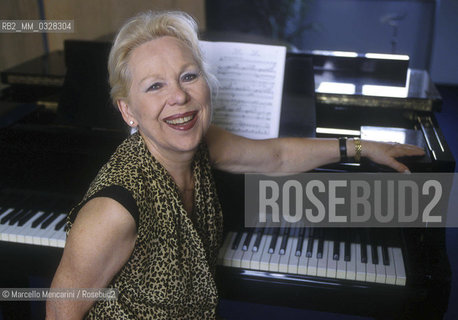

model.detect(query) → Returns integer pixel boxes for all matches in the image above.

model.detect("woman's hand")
[360,140,426,173]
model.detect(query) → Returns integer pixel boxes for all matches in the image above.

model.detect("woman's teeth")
[165,114,195,125]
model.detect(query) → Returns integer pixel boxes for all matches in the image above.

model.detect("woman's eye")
[182,73,198,82]
[147,83,162,91]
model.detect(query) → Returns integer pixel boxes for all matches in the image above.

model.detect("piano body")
[0,41,455,319]
[214,51,455,319]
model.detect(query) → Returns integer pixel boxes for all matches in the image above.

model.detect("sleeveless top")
[66,132,223,319]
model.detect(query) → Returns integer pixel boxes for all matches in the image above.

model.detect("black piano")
[214,50,455,319]
[0,41,455,319]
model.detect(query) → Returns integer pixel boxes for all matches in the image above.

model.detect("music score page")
[200,40,286,139]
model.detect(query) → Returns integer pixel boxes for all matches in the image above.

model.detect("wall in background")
[430,0,458,85]
[207,0,436,70]
[44,0,206,53]
[0,0,44,74]
[0,0,205,72]
[297,0,435,70]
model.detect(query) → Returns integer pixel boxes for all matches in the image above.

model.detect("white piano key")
[366,244,376,283]
[317,240,328,277]
[385,247,397,285]
[30,221,49,245]
[0,208,16,240]
[326,241,337,278]
[355,243,366,282]
[23,211,52,245]
[392,247,406,286]
[5,210,32,242]
[306,239,319,276]
[259,235,272,271]
[240,233,256,269]
[55,228,67,248]
[375,246,386,284]
[269,235,283,272]
[218,231,234,265]
[336,242,346,279]
[287,237,300,274]
[250,233,269,270]
[279,237,293,273]
[1,224,18,242]
[231,232,248,267]
[346,243,357,281]
[297,238,309,275]
[39,215,65,247]
[15,211,44,243]
[48,215,67,248]
[222,232,237,266]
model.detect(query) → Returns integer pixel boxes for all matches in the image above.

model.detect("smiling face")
[118,36,211,161]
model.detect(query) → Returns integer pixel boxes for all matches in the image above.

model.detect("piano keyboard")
[218,228,406,286]
[0,197,67,248]
[0,196,407,287]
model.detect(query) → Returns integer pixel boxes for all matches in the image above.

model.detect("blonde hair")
[108,11,216,106]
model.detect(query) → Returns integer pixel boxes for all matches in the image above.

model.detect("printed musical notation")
[199,41,286,139]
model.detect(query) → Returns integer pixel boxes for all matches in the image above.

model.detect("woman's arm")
[46,197,137,320]
[205,124,425,173]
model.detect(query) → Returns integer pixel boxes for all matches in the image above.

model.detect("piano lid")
[309,50,441,112]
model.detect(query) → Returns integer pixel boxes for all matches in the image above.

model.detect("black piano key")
[316,229,324,259]
[279,227,290,255]
[1,208,22,224]
[333,229,340,260]
[32,211,53,228]
[359,230,368,263]
[382,245,390,266]
[242,229,254,251]
[17,209,40,227]
[306,228,314,258]
[368,232,379,265]
[9,208,33,225]
[344,230,351,262]
[333,242,340,260]
[54,215,67,231]
[371,245,379,265]
[252,228,264,252]
[0,207,11,219]
[231,231,243,250]
[0,206,11,215]
[295,227,306,256]
[268,228,280,254]
[360,244,368,263]
[379,232,390,266]
[41,212,60,229]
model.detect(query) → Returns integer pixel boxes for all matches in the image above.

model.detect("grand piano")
[0,40,455,319]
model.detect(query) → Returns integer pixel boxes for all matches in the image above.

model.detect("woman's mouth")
[163,111,198,131]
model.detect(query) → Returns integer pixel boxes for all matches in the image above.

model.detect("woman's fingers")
[384,157,411,173]
[364,141,425,173]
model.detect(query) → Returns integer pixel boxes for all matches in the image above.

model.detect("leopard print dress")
[66,132,223,319]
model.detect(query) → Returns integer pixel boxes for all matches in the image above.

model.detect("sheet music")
[200,41,286,139]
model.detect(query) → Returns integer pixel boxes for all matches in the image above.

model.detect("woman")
[46,10,424,319]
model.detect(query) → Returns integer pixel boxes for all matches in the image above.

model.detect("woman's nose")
[167,83,188,106]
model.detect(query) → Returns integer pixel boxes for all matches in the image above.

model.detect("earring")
[129,120,134,126]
